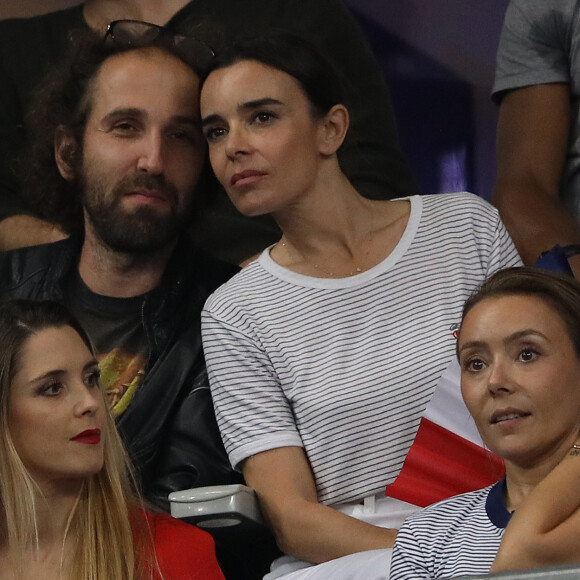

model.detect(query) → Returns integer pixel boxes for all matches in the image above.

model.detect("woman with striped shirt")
[199,35,520,579]
[391,268,580,578]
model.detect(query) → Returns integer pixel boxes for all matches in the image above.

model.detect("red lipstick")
[71,429,101,444]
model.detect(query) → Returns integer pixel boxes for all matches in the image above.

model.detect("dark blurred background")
[2,0,511,199]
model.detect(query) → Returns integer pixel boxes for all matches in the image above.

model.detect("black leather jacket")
[0,235,242,509]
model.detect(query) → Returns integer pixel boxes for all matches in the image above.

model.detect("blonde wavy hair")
[0,300,160,579]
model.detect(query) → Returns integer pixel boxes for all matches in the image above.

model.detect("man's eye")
[112,122,138,134]
[170,129,200,144]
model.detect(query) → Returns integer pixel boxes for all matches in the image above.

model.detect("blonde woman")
[0,300,224,580]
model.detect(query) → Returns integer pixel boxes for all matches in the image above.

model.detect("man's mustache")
[117,173,179,208]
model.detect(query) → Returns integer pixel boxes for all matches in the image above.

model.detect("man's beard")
[80,171,191,254]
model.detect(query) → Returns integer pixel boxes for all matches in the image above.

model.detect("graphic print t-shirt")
[66,271,149,417]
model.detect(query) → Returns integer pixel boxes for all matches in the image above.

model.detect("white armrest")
[169,484,265,529]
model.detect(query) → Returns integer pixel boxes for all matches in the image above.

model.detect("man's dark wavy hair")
[21,29,206,237]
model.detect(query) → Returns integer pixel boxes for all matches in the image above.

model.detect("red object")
[386,418,505,508]
[141,511,225,580]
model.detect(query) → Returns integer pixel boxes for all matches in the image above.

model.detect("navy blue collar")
[486,479,512,528]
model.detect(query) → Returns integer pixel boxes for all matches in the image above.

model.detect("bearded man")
[0,24,241,509]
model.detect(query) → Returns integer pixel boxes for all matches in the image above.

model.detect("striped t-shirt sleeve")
[390,487,502,579]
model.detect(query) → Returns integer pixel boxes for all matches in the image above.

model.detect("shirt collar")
[486,479,512,529]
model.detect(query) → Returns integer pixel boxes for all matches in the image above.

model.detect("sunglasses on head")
[104,20,215,74]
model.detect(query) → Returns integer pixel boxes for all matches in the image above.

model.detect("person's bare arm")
[0,215,67,251]
[491,441,580,571]
[492,84,580,277]
[243,446,396,564]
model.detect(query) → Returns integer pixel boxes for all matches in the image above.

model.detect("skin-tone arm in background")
[492,83,580,278]
[491,439,580,572]
[243,447,397,564]
[0,215,67,250]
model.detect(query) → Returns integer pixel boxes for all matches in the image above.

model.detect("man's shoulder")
[0,238,77,294]
[493,0,574,99]
[171,236,240,295]
[503,0,568,25]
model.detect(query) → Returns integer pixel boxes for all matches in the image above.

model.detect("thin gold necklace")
[280,215,374,278]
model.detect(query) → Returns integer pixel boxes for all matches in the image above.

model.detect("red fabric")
[143,511,225,580]
[386,418,505,507]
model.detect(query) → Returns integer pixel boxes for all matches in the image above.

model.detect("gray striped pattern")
[390,486,503,579]
[202,193,521,506]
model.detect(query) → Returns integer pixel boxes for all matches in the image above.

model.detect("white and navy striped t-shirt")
[202,193,521,506]
[390,481,510,579]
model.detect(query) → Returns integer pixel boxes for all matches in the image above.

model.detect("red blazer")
[142,511,225,580]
